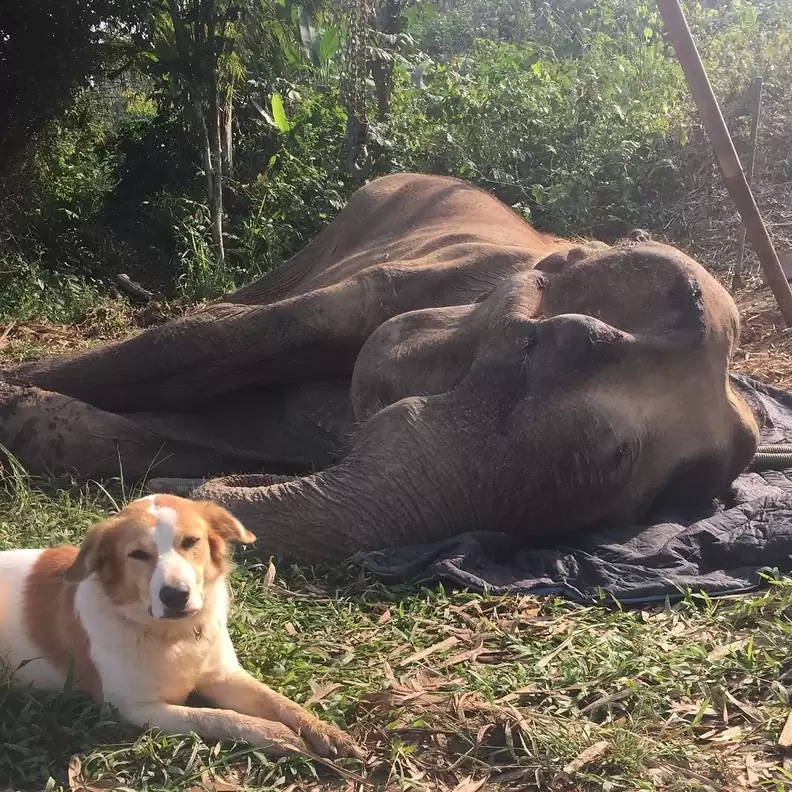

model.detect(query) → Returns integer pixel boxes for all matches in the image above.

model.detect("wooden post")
[655,0,792,325]
[732,76,764,290]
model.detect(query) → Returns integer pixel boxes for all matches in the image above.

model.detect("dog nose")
[159,584,190,610]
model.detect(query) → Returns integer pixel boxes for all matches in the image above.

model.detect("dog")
[0,493,362,759]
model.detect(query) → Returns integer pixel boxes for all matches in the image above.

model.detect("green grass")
[1,473,792,791]
[1,340,792,792]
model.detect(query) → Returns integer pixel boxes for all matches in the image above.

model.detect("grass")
[2,472,792,790]
[2,323,792,792]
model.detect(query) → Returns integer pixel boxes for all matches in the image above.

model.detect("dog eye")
[128,549,150,561]
[181,536,200,550]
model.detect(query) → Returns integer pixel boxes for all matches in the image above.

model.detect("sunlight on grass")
[1,464,792,790]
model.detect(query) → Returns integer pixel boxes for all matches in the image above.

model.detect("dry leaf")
[263,560,276,587]
[562,740,610,774]
[378,609,392,625]
[284,621,297,636]
[399,636,460,666]
[451,775,489,792]
[778,710,792,747]
[707,638,749,661]
[304,681,342,707]
[68,756,83,791]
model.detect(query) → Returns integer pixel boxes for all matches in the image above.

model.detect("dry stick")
[655,0,792,326]
[732,76,764,290]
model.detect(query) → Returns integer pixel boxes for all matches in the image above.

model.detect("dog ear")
[201,502,256,545]
[64,520,113,582]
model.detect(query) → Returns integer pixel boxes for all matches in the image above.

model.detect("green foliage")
[0,253,104,325]
[2,0,792,314]
[384,35,688,236]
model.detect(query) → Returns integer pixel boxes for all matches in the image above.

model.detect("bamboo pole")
[731,76,763,290]
[655,0,792,325]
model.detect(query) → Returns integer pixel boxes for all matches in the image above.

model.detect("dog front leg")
[119,700,307,756]
[197,667,364,759]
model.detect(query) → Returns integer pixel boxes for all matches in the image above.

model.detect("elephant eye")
[128,549,150,561]
[180,536,200,550]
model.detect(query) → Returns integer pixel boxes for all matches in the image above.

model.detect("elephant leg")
[5,284,372,413]
[0,381,350,481]
[148,473,297,497]
[5,255,531,414]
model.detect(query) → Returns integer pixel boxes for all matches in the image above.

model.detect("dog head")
[65,494,255,623]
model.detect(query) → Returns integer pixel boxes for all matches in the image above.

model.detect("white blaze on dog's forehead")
[147,499,180,552]
[146,498,202,618]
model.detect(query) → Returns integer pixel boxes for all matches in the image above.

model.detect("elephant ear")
[535,246,594,274]
[534,251,568,274]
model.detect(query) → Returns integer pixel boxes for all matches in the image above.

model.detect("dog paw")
[295,717,365,760]
[252,721,309,757]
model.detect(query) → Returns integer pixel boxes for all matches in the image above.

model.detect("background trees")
[1,0,790,318]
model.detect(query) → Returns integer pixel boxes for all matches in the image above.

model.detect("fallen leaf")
[304,681,342,707]
[68,756,83,791]
[451,775,489,792]
[778,710,792,747]
[399,636,460,666]
[284,621,297,636]
[378,609,391,625]
[561,740,610,774]
[263,560,276,587]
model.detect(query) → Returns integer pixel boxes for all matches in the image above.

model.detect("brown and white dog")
[0,493,361,759]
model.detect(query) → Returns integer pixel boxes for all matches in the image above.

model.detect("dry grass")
[730,285,792,390]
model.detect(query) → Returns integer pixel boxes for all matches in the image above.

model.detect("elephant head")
[193,240,758,563]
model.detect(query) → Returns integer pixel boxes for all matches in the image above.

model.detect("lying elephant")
[0,173,759,563]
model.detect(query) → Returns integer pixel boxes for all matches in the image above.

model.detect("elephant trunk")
[193,465,424,564]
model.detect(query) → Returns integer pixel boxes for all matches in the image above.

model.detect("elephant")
[0,173,759,564]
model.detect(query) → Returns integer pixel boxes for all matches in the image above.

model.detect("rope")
[750,444,792,471]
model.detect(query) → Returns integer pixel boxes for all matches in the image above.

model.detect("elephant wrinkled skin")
[0,174,759,563]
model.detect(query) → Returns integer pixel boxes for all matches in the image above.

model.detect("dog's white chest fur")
[74,578,233,706]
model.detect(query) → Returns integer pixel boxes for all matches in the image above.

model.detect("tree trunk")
[194,98,215,219]
[207,51,225,267]
[221,86,234,179]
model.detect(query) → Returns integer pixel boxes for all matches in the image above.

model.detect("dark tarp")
[356,375,792,604]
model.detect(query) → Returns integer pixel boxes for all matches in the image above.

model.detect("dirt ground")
[732,284,792,389]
